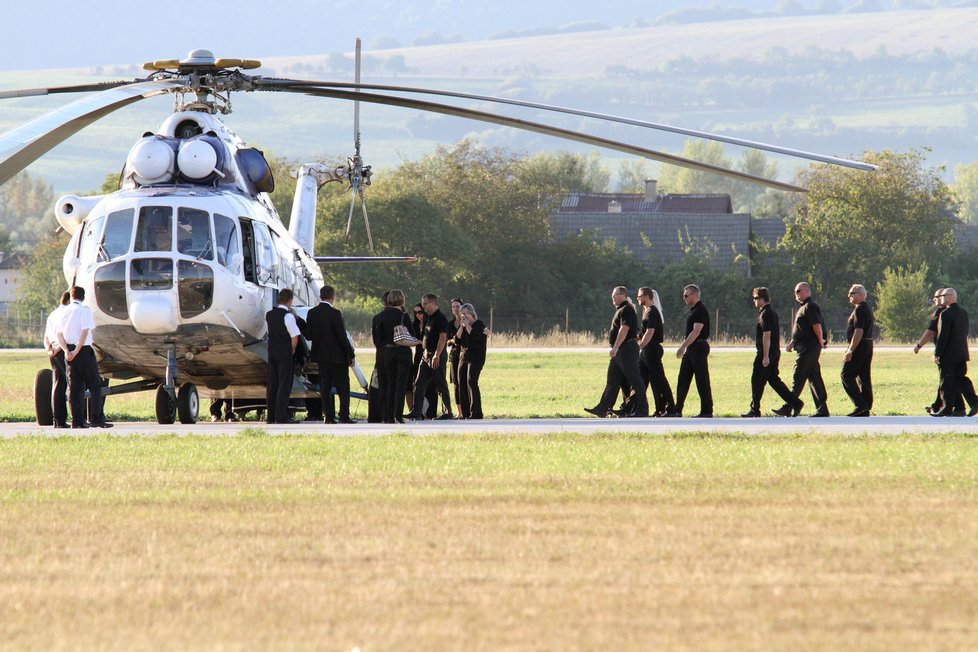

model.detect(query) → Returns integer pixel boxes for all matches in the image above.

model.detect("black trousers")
[460,356,485,419]
[266,351,294,423]
[938,361,978,413]
[209,398,232,419]
[450,347,462,407]
[412,351,452,418]
[789,346,828,413]
[67,345,104,426]
[675,341,712,415]
[50,349,68,426]
[380,346,413,423]
[751,354,798,412]
[641,343,675,414]
[841,342,874,411]
[319,361,352,421]
[597,340,648,415]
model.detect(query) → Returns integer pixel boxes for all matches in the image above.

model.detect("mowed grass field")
[1,434,977,650]
[0,347,947,421]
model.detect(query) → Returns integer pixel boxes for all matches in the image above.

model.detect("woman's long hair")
[651,289,664,322]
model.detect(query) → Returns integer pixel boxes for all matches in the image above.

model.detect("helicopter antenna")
[345,37,374,252]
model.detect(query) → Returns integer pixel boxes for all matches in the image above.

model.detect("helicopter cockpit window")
[176,207,213,259]
[101,209,134,259]
[134,206,173,252]
[214,214,240,271]
[78,215,106,267]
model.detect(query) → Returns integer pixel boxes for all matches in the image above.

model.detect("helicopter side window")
[214,214,240,271]
[134,206,173,252]
[101,209,134,259]
[252,222,277,286]
[177,207,213,259]
[78,215,106,267]
[240,218,257,284]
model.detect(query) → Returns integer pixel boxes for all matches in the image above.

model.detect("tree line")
[9,142,978,343]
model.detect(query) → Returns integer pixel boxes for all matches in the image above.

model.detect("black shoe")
[969,405,978,417]
[692,413,713,418]
[930,410,953,417]
[584,406,608,418]
[741,410,761,418]
[625,412,649,418]
[323,417,338,424]
[53,422,69,429]
[951,409,967,417]
[338,418,357,424]
[71,423,89,429]
[771,405,792,417]
[847,408,870,417]
[226,414,239,422]
[405,413,423,421]
[812,410,830,418]
[659,410,681,418]
[435,413,454,420]
[610,408,630,417]
[791,401,804,417]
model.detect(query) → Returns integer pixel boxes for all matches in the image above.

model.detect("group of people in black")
[586,281,976,418]
[258,287,490,425]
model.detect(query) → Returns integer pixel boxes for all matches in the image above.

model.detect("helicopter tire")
[33,368,54,426]
[177,382,199,424]
[155,384,176,425]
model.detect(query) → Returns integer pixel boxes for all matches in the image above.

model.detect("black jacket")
[303,301,355,364]
[936,302,970,364]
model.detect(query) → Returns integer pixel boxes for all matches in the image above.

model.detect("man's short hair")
[753,287,770,302]
[613,286,628,296]
[320,285,335,301]
[278,288,294,304]
[850,284,867,296]
[422,293,438,304]
[638,286,653,299]
[60,291,71,305]
[683,284,700,295]
[388,289,405,308]
[71,286,85,301]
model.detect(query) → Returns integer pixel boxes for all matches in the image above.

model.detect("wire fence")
[0,312,45,348]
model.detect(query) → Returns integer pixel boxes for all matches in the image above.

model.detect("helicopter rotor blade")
[256,78,877,173]
[353,38,361,158]
[0,78,186,187]
[253,82,809,192]
[0,79,140,101]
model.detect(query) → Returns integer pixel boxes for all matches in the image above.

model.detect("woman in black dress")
[637,287,675,417]
[457,303,488,419]
[372,289,415,423]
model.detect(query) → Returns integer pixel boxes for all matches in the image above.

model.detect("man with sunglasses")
[743,287,803,418]
[585,286,649,418]
[670,284,713,418]
[914,289,964,415]
[841,284,874,417]
[774,282,829,417]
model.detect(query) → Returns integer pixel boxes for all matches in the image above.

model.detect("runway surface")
[3,415,976,437]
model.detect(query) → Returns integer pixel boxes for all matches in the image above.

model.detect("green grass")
[0,348,942,421]
[2,433,977,650]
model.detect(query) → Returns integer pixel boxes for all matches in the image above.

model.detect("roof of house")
[558,192,733,214]
[0,252,30,270]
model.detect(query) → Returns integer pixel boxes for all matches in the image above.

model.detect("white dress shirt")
[60,300,97,347]
[44,304,69,352]
[277,304,301,338]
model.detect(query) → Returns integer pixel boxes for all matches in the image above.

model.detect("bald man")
[841,284,874,416]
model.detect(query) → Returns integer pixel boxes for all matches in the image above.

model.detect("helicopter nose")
[129,294,179,334]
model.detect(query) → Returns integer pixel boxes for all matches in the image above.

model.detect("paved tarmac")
[3,415,976,438]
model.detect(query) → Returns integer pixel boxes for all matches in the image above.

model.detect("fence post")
[565,307,569,345]
[715,308,720,341]
[488,306,494,348]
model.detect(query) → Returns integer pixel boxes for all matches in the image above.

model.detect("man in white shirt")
[56,286,112,428]
[264,288,302,424]
[43,291,71,428]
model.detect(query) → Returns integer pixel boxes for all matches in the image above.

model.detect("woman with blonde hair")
[637,286,675,417]
[457,303,488,419]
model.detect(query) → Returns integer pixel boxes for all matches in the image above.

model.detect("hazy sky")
[3,0,830,70]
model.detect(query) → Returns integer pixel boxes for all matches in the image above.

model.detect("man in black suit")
[932,288,978,417]
[841,284,875,416]
[304,285,356,423]
[265,288,301,424]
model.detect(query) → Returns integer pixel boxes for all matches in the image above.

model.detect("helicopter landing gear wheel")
[33,368,54,426]
[177,382,199,424]
[155,384,176,425]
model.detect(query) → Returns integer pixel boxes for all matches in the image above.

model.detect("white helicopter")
[0,45,876,425]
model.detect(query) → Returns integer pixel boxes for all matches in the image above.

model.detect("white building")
[0,252,29,315]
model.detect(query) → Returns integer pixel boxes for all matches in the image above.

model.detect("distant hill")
[2,8,978,194]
